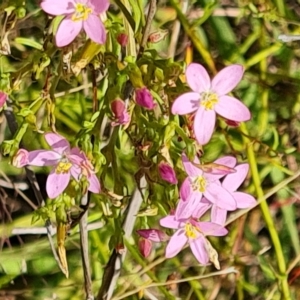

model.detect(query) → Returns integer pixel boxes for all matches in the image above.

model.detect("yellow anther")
[55,161,72,174]
[191,176,207,193]
[200,92,218,110]
[185,222,199,239]
[72,3,92,22]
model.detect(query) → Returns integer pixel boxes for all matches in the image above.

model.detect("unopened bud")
[135,87,156,110]
[148,29,168,43]
[12,149,29,168]
[117,33,128,47]
[138,238,152,258]
[158,162,178,184]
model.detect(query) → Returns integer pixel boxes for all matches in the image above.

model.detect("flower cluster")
[13,133,100,199]
[137,63,255,268]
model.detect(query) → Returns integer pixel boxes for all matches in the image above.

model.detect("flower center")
[200,92,218,110]
[72,3,92,22]
[55,161,72,174]
[191,176,207,192]
[185,222,200,239]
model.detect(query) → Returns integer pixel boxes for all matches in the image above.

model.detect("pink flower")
[111,99,130,126]
[135,87,156,110]
[13,149,29,168]
[171,63,251,145]
[136,229,168,242]
[160,215,227,267]
[175,154,237,220]
[0,92,7,108]
[40,0,109,47]
[158,162,178,184]
[26,133,100,198]
[211,163,256,225]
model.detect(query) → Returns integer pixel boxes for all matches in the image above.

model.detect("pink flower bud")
[111,99,130,126]
[225,119,240,127]
[13,149,29,168]
[137,229,168,242]
[138,238,152,258]
[135,87,156,110]
[0,92,7,108]
[158,162,178,184]
[117,33,128,47]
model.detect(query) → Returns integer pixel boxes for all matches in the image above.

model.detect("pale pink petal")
[233,192,256,209]
[45,133,70,154]
[165,229,187,258]
[211,205,227,226]
[182,154,202,177]
[40,0,75,15]
[13,149,29,168]
[214,156,237,168]
[160,215,180,229]
[28,150,61,166]
[222,164,249,191]
[87,173,101,193]
[171,92,200,115]
[204,181,236,210]
[193,106,216,145]
[196,221,228,236]
[190,236,209,265]
[84,14,106,44]
[179,178,192,200]
[215,95,251,121]
[46,170,70,198]
[175,191,202,220]
[192,200,211,219]
[211,64,244,95]
[55,17,82,47]
[185,63,211,93]
[89,0,110,14]
[204,156,237,181]
[70,164,81,180]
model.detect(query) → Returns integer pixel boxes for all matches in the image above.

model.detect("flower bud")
[0,91,7,108]
[111,99,130,126]
[117,33,128,47]
[137,229,168,242]
[135,87,156,110]
[138,238,152,258]
[13,149,29,168]
[158,162,178,184]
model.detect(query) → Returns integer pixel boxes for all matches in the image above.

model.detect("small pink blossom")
[160,214,227,267]
[0,92,7,108]
[172,63,251,145]
[211,163,256,225]
[158,162,178,184]
[13,149,29,168]
[135,87,156,110]
[175,154,237,220]
[26,133,100,198]
[137,229,168,242]
[111,99,130,126]
[40,0,109,47]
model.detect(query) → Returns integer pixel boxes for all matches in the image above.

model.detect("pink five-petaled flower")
[172,63,251,145]
[158,162,178,185]
[111,99,130,127]
[26,133,100,199]
[40,0,109,47]
[135,87,156,110]
[211,163,256,225]
[175,154,237,220]
[160,215,227,268]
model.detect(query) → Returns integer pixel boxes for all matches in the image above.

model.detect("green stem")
[241,123,291,299]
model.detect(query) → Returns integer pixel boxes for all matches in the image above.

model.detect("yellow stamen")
[201,92,218,110]
[72,3,92,22]
[185,222,200,239]
[191,176,207,192]
[55,161,72,174]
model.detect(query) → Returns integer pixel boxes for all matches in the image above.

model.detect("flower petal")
[215,95,251,122]
[90,0,110,14]
[211,64,244,95]
[182,154,202,177]
[46,170,70,198]
[171,92,200,115]
[28,150,61,166]
[87,173,101,193]
[204,181,237,210]
[160,215,180,229]
[55,17,82,47]
[84,14,106,44]
[192,200,211,219]
[222,163,249,191]
[190,236,209,265]
[165,229,187,258]
[40,0,75,15]
[234,191,256,209]
[211,205,227,226]
[179,177,192,200]
[137,229,168,242]
[45,133,70,154]
[205,156,237,181]
[175,191,202,220]
[185,63,211,93]
[197,221,228,236]
[193,106,216,145]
